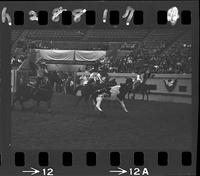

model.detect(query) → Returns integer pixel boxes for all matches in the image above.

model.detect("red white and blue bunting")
[164,79,177,92]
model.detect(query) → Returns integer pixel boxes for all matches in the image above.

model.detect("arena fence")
[107,73,192,104]
[11,70,192,104]
[76,72,191,104]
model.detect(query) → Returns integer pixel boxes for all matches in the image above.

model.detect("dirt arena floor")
[11,93,192,150]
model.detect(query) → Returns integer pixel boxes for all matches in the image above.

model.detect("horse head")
[40,74,53,90]
[125,78,134,88]
[109,78,117,86]
[119,78,134,93]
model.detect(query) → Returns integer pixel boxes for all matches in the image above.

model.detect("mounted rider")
[98,70,114,97]
[132,73,142,88]
[73,70,90,95]
[88,66,103,84]
[89,66,113,97]
[35,61,48,88]
[141,69,151,84]
[80,70,90,85]
[132,69,151,89]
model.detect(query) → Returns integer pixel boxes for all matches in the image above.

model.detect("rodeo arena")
[11,29,192,150]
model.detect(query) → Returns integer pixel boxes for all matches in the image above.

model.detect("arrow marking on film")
[22,167,40,175]
[109,167,127,175]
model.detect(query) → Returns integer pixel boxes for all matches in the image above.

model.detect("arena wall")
[108,73,192,104]
[12,70,192,104]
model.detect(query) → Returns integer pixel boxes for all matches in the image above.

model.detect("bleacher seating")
[145,29,182,41]
[19,40,109,50]
[25,29,150,42]
[25,30,85,41]
[11,30,23,42]
[138,29,183,57]
[11,29,192,74]
[84,29,149,41]
[161,31,192,58]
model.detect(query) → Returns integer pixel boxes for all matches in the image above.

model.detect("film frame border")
[0,1,199,176]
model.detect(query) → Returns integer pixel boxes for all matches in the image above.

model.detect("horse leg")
[12,95,17,109]
[64,85,67,96]
[132,91,135,100]
[96,96,103,112]
[19,98,25,111]
[92,99,96,106]
[146,90,149,101]
[47,100,52,113]
[74,95,82,107]
[91,94,97,107]
[36,101,40,111]
[128,92,131,100]
[118,99,128,112]
[142,91,145,101]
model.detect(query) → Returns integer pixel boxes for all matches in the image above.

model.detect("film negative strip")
[0,1,199,176]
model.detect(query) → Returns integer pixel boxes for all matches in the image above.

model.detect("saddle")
[95,84,112,97]
[27,79,49,90]
[27,81,37,88]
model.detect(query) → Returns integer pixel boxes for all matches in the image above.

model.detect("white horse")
[94,78,134,113]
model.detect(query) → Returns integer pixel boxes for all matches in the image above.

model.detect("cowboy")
[100,71,112,97]
[35,61,48,88]
[73,70,90,95]
[140,69,151,85]
[92,69,112,97]
[132,73,142,89]
[89,68,103,84]
[80,70,90,85]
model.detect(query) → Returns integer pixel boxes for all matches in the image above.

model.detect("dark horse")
[74,79,96,107]
[131,83,151,101]
[12,75,54,112]
[48,71,62,91]
[128,72,151,101]
[74,78,117,108]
